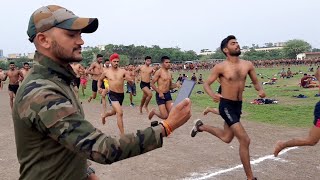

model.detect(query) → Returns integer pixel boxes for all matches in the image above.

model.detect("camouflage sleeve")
[18,80,163,164]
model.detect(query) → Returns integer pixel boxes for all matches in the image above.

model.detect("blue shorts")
[314,101,320,128]
[127,83,136,95]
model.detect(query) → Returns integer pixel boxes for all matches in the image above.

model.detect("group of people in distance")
[4,4,319,180]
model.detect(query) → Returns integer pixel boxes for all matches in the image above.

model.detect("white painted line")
[184,147,298,180]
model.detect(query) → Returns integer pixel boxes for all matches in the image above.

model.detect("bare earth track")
[0,87,319,180]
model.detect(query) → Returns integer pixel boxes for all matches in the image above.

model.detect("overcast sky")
[0,0,319,56]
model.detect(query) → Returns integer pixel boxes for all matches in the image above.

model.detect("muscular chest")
[221,67,248,81]
[107,71,124,81]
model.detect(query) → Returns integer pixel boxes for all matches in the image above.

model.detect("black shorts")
[217,85,222,94]
[108,90,124,105]
[140,81,150,89]
[156,91,172,105]
[313,101,320,128]
[8,84,19,95]
[219,98,242,127]
[92,80,105,92]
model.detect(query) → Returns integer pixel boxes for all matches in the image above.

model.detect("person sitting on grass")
[300,73,318,88]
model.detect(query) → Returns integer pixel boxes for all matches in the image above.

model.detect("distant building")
[83,46,93,51]
[27,53,35,59]
[198,49,215,56]
[297,52,320,60]
[96,45,105,51]
[8,53,23,59]
[254,46,283,52]
[0,49,3,57]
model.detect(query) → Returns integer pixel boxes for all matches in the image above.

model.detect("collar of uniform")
[33,51,77,84]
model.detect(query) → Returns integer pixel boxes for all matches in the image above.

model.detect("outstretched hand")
[165,98,192,131]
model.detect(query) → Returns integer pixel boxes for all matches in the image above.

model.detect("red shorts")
[80,78,87,85]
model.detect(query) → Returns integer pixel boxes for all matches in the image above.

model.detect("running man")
[135,56,154,114]
[0,68,4,90]
[127,64,136,106]
[191,35,265,180]
[2,62,24,109]
[79,66,88,96]
[86,54,104,102]
[20,62,31,79]
[274,68,320,157]
[148,56,180,120]
[99,53,133,134]
[70,62,83,98]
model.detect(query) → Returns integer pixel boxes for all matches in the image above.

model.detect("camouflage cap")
[27,5,99,42]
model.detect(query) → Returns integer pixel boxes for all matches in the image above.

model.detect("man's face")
[145,59,151,66]
[226,39,241,57]
[24,64,30,70]
[97,57,103,64]
[9,64,15,70]
[48,28,84,63]
[105,61,110,67]
[129,65,134,70]
[111,59,119,68]
[162,59,171,69]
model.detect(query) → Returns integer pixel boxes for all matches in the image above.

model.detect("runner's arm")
[203,65,219,98]
[86,63,98,75]
[248,62,264,92]
[150,70,161,93]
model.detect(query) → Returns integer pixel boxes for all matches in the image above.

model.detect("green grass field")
[79,65,319,128]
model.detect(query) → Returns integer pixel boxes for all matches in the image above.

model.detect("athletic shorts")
[108,90,124,105]
[217,85,222,94]
[92,80,105,92]
[156,91,172,105]
[127,83,136,95]
[80,78,87,86]
[219,98,242,127]
[313,101,320,128]
[140,81,151,89]
[75,77,80,88]
[8,84,19,95]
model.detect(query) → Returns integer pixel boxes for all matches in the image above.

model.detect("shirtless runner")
[99,53,133,135]
[135,56,154,114]
[148,56,180,120]
[20,62,31,79]
[2,62,24,109]
[127,64,136,106]
[86,54,104,102]
[191,35,265,180]
[70,62,83,99]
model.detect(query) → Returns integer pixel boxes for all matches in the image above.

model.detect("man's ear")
[223,47,228,54]
[34,32,51,49]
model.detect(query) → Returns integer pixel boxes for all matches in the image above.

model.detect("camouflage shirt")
[12,52,163,180]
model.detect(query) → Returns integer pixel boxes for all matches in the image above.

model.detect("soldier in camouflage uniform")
[13,5,192,180]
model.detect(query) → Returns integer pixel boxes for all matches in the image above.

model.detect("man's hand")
[176,82,182,88]
[159,92,165,99]
[258,90,266,98]
[98,88,103,94]
[165,98,191,132]
[213,93,223,102]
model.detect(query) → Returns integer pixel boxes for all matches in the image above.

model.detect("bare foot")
[88,97,92,103]
[274,141,285,157]
[139,106,143,114]
[203,107,210,115]
[101,113,107,125]
[148,108,155,120]
[144,105,149,114]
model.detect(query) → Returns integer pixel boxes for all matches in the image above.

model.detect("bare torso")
[128,70,136,84]
[218,60,252,101]
[7,69,22,85]
[20,69,30,78]
[140,65,153,83]
[156,68,172,93]
[90,62,103,80]
[71,63,82,78]
[104,68,126,93]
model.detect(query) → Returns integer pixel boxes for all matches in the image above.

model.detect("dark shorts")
[127,83,136,95]
[140,81,150,89]
[72,77,81,88]
[92,80,105,92]
[8,84,19,95]
[219,98,242,127]
[108,90,124,105]
[156,91,172,105]
[217,85,222,94]
[313,101,320,128]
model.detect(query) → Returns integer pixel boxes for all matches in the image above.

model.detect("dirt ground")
[0,87,319,180]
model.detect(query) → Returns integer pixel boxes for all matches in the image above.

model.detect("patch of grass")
[79,65,319,127]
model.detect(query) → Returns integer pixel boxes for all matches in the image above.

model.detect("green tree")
[210,48,225,59]
[119,55,129,67]
[283,39,312,59]
[312,48,320,52]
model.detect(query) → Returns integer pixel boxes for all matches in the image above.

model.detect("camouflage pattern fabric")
[12,51,163,180]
